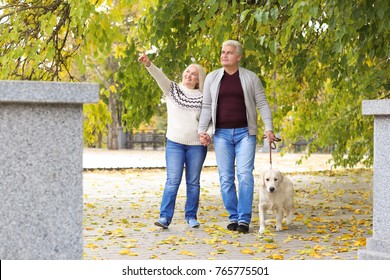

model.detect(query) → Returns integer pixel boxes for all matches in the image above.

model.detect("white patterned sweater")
[145,62,211,145]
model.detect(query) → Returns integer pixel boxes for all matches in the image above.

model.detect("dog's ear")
[276,170,284,185]
[259,170,265,187]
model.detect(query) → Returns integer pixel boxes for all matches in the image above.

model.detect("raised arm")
[138,53,171,94]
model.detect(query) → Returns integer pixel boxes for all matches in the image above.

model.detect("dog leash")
[262,135,281,169]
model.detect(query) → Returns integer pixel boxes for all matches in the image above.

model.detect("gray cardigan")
[198,67,274,136]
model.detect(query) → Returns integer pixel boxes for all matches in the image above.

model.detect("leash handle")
[262,135,281,150]
[262,135,281,167]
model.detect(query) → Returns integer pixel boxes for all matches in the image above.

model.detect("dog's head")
[260,169,284,193]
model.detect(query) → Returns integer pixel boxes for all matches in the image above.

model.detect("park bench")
[126,130,166,150]
[291,139,308,152]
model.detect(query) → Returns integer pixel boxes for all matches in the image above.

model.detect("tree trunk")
[107,90,118,150]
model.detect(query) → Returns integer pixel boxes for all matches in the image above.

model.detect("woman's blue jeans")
[213,128,256,225]
[159,139,207,225]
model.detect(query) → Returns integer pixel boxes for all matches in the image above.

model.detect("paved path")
[82,149,372,260]
[83,148,337,172]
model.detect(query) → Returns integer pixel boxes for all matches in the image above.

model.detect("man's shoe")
[227,221,238,231]
[154,217,169,229]
[237,222,249,233]
[188,218,200,228]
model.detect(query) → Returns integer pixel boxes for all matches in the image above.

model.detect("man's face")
[220,45,242,68]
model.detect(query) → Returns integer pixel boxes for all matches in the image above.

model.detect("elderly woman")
[138,53,210,229]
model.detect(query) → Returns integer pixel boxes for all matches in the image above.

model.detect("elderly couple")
[138,40,276,234]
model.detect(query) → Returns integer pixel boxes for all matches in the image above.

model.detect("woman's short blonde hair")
[181,64,206,92]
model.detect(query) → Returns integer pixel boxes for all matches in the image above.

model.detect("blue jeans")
[159,139,207,225]
[214,128,256,225]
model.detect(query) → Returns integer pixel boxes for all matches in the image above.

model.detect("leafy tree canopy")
[119,0,389,167]
[0,0,134,80]
[1,0,388,167]
[0,0,142,148]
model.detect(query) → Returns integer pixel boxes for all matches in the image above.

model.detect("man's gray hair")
[222,40,243,56]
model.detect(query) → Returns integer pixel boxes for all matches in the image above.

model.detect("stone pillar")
[359,99,390,259]
[0,80,98,259]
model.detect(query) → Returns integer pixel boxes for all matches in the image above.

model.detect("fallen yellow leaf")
[315,229,328,234]
[295,214,305,221]
[313,244,325,251]
[119,249,130,255]
[262,238,275,243]
[354,238,366,247]
[179,250,196,256]
[216,247,227,254]
[265,244,278,249]
[85,243,97,249]
[355,209,363,214]
[240,248,255,255]
[338,234,354,241]
[309,251,323,259]
[270,254,284,260]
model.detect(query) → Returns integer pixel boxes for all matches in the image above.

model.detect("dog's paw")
[275,224,282,231]
[258,226,266,234]
[286,212,293,225]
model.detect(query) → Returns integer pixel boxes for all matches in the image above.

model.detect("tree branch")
[0,0,62,21]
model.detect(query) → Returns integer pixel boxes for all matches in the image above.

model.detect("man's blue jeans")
[160,139,207,225]
[214,128,256,225]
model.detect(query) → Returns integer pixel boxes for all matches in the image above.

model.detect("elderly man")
[198,40,276,233]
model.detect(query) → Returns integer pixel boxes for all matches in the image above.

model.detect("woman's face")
[182,65,199,89]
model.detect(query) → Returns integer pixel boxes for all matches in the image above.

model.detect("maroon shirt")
[216,70,248,128]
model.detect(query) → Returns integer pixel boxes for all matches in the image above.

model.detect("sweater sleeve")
[145,62,172,95]
[254,75,274,132]
[198,73,213,133]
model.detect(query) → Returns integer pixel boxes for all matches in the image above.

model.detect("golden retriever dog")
[258,168,294,234]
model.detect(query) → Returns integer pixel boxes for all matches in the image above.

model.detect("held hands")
[198,132,211,146]
[199,131,277,147]
[138,53,151,67]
